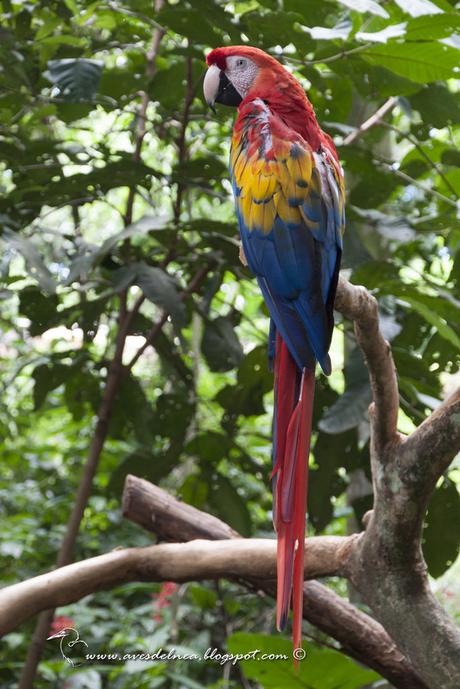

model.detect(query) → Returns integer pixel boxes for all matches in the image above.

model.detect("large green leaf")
[362,42,460,82]
[208,473,252,536]
[227,633,380,688]
[33,362,74,410]
[136,263,187,328]
[319,347,371,434]
[18,286,59,336]
[405,13,460,40]
[201,315,244,372]
[4,231,56,293]
[400,296,460,349]
[409,84,460,126]
[45,59,103,102]
[216,345,273,418]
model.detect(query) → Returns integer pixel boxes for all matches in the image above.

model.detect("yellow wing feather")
[232,137,315,234]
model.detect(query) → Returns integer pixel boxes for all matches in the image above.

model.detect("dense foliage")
[1,0,459,687]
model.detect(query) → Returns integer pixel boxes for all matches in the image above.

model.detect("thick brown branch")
[122,475,427,689]
[335,275,399,454]
[335,278,460,689]
[0,537,351,637]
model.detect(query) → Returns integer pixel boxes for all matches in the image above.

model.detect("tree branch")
[335,275,400,454]
[335,284,460,688]
[121,475,427,689]
[0,537,352,638]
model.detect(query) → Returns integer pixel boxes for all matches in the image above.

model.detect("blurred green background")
[0,0,459,687]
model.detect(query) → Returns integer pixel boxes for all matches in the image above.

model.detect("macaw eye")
[236,58,246,68]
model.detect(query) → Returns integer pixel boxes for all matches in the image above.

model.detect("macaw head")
[203,46,301,112]
[203,46,321,144]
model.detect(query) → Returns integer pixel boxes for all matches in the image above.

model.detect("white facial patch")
[225,55,259,99]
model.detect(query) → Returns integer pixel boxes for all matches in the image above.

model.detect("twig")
[380,164,458,208]
[305,43,372,66]
[343,97,397,145]
[381,121,459,200]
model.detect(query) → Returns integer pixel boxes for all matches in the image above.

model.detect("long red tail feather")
[273,335,315,653]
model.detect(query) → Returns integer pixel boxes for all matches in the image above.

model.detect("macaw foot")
[239,242,248,266]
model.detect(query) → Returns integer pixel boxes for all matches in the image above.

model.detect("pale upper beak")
[203,64,220,112]
[203,64,243,111]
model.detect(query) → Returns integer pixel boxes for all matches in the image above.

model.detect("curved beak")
[203,64,243,112]
[203,64,220,113]
[47,630,66,640]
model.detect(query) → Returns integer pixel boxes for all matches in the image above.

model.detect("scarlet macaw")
[203,46,345,651]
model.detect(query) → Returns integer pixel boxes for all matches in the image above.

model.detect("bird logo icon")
[47,627,88,667]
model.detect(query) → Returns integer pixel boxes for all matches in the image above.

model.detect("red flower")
[152,582,178,621]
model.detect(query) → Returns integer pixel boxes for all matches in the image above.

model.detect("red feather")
[273,336,315,656]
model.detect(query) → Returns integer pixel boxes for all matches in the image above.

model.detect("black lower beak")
[215,71,243,108]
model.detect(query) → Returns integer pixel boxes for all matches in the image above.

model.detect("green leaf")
[152,392,195,439]
[309,431,353,530]
[108,444,183,498]
[423,478,460,578]
[110,374,155,444]
[92,215,165,267]
[156,4,223,43]
[136,264,187,328]
[4,231,56,293]
[409,84,460,128]
[362,42,460,83]
[171,156,227,187]
[227,633,380,688]
[18,286,59,336]
[319,348,371,434]
[400,296,460,349]
[45,58,103,102]
[33,363,72,410]
[189,584,217,610]
[201,316,243,372]
[244,10,314,50]
[216,345,273,418]
[405,13,460,40]
[186,431,232,463]
[208,473,252,536]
